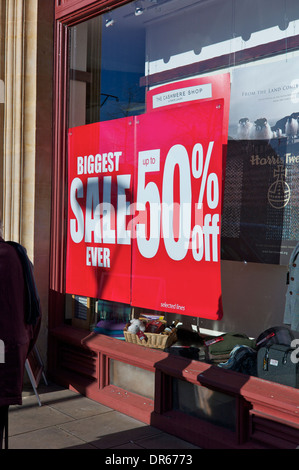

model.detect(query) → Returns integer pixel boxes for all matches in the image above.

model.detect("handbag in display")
[257,343,299,388]
[255,326,294,350]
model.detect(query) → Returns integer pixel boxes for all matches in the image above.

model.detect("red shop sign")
[66,97,226,319]
[131,99,224,319]
[66,117,134,304]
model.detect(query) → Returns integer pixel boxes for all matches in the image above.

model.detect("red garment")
[0,237,36,406]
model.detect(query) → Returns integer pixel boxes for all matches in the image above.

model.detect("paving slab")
[5,382,201,450]
[58,410,163,449]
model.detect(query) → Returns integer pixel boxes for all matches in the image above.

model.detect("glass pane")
[69,9,146,128]
[173,378,236,431]
[66,1,299,386]
[68,0,299,130]
[110,359,155,400]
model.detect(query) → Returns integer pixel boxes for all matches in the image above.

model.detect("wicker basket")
[124,327,177,349]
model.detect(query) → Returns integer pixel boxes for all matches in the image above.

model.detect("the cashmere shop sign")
[66,76,230,320]
[151,83,212,108]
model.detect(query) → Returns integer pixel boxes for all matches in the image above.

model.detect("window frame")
[51,0,299,329]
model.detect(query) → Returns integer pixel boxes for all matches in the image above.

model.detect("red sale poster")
[66,75,229,320]
[66,117,134,303]
[131,99,224,319]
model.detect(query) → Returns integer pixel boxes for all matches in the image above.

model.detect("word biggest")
[77,152,122,175]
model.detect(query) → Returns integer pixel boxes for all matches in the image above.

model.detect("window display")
[67,97,226,318]
[66,0,299,393]
[223,58,299,265]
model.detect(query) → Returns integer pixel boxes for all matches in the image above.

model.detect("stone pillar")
[3,0,37,258]
[2,0,54,367]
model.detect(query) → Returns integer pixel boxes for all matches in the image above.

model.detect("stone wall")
[1,0,54,368]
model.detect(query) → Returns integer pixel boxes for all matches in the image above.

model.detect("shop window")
[64,0,299,391]
[173,379,236,431]
[69,11,146,128]
[71,295,96,329]
[110,359,155,400]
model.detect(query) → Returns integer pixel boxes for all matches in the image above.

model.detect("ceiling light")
[105,17,114,27]
[135,6,144,16]
[134,1,144,16]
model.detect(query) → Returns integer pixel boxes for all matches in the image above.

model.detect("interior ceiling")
[107,0,299,37]
[109,0,216,28]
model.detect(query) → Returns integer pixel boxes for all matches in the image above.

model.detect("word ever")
[86,247,110,268]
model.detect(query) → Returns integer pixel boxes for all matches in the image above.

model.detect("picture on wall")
[222,57,299,265]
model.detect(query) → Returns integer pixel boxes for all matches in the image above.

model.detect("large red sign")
[66,118,134,304]
[66,93,227,319]
[131,100,224,319]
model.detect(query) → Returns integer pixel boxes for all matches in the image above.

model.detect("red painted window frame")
[49,2,299,448]
[50,0,132,330]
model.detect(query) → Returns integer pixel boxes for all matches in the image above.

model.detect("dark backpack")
[256,326,294,350]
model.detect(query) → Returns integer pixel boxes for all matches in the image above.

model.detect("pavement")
[6,382,201,450]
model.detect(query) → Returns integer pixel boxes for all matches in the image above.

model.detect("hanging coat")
[0,237,39,406]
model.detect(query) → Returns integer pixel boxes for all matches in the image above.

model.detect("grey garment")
[284,242,299,332]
